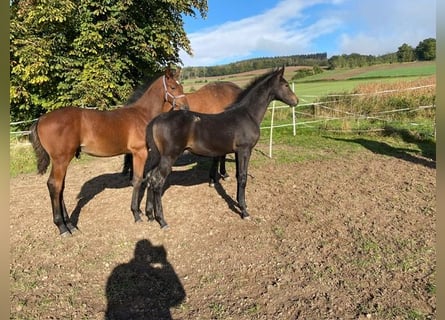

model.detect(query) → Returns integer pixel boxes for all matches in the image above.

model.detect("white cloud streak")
[337,0,436,55]
[180,0,436,66]
[180,0,342,66]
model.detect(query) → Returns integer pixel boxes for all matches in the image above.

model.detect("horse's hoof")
[221,174,230,181]
[209,182,215,188]
[161,224,170,230]
[241,213,250,220]
[60,231,72,237]
[69,227,80,234]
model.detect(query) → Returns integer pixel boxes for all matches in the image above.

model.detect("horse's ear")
[165,67,174,79]
[165,67,181,80]
[173,67,181,80]
[278,66,285,76]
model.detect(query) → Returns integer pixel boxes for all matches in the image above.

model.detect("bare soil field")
[10,145,436,319]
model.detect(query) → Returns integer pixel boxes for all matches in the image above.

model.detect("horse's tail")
[145,121,161,173]
[29,120,50,175]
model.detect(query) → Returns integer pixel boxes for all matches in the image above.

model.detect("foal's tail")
[29,120,50,174]
[145,121,161,172]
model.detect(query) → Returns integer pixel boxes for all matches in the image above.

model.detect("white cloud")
[180,0,342,66]
[180,0,436,66]
[334,0,436,55]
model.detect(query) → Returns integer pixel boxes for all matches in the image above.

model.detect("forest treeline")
[181,53,328,79]
[182,38,436,79]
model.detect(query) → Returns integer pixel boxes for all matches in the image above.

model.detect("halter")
[163,75,186,109]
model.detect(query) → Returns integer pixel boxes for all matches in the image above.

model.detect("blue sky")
[179,0,436,67]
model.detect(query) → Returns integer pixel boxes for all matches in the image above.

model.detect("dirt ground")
[10,145,436,319]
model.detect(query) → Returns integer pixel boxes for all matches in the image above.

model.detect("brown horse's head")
[163,68,189,110]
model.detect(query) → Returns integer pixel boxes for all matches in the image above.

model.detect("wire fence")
[10,83,436,157]
[260,83,435,157]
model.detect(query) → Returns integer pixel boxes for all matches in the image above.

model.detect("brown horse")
[29,68,188,236]
[162,81,242,113]
[123,81,243,184]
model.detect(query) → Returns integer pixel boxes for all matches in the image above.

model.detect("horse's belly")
[188,141,231,157]
[80,144,125,157]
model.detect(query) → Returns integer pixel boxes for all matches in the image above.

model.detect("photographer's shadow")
[105,239,185,320]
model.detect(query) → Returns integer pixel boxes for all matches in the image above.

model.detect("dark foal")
[144,67,298,228]
[122,80,242,185]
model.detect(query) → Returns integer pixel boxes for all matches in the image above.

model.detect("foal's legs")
[47,159,77,236]
[209,155,229,187]
[146,156,173,228]
[218,155,229,179]
[122,153,133,179]
[235,149,252,219]
[209,157,219,187]
[130,149,148,222]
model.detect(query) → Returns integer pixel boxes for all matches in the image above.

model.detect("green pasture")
[10,62,436,177]
[349,63,436,80]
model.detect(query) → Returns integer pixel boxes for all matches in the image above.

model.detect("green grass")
[9,136,95,177]
[293,76,434,103]
[10,141,38,177]
[10,117,435,177]
[350,63,436,79]
[10,62,436,176]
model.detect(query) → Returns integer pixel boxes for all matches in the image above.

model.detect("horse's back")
[187,81,242,113]
[37,107,83,150]
[36,106,144,157]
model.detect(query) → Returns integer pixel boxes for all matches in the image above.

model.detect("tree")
[396,43,415,62]
[10,0,207,126]
[415,38,436,61]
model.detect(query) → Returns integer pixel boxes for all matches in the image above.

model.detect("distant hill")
[181,53,328,79]
[181,37,436,79]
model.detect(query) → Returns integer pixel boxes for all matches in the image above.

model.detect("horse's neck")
[243,84,275,125]
[130,80,164,119]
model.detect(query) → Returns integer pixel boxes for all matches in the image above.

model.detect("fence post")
[269,101,275,158]
[292,82,296,136]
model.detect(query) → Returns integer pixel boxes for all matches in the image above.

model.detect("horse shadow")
[104,239,185,320]
[162,155,241,216]
[70,172,132,227]
[325,130,436,169]
[70,154,240,226]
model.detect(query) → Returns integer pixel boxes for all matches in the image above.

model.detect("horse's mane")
[226,68,281,110]
[125,72,164,105]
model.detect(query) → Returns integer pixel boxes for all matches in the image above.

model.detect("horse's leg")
[219,155,229,180]
[148,157,172,228]
[235,149,252,219]
[145,184,155,221]
[209,157,219,187]
[130,150,147,223]
[61,181,78,233]
[47,161,72,236]
[145,145,161,221]
[122,153,133,180]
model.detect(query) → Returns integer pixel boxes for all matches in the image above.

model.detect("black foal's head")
[273,67,299,107]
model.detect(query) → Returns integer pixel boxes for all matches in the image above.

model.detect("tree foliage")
[415,38,436,61]
[327,38,435,70]
[182,53,328,79]
[397,43,415,62]
[10,0,207,125]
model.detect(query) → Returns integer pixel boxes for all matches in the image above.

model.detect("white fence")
[260,83,435,157]
[10,84,436,157]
